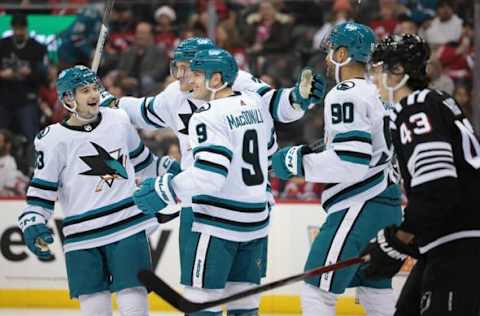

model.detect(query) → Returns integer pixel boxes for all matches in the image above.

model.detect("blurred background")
[0,0,476,201]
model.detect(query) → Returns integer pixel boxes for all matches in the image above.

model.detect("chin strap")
[329,52,352,84]
[206,80,228,101]
[62,98,99,122]
[382,73,410,105]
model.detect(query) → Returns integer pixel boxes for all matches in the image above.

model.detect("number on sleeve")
[455,118,480,169]
[35,150,44,170]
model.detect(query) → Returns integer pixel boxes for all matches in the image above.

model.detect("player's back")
[187,91,273,242]
[391,88,480,250]
[319,79,394,213]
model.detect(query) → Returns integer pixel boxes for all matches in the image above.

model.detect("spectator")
[117,21,169,96]
[434,21,473,80]
[370,0,399,39]
[39,63,65,126]
[57,6,102,70]
[312,0,352,50]
[395,14,419,34]
[153,5,178,57]
[428,58,454,95]
[0,13,47,157]
[216,11,249,70]
[0,129,27,196]
[420,0,463,46]
[244,1,293,55]
[453,83,472,119]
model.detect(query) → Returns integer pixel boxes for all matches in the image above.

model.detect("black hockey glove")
[361,225,420,280]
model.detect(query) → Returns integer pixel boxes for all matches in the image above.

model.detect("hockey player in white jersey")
[101,36,325,310]
[17,66,159,316]
[271,23,402,316]
[133,48,274,316]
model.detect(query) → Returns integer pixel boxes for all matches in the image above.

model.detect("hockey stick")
[91,0,115,73]
[138,256,365,313]
[155,211,180,224]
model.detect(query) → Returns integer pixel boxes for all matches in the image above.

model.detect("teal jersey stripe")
[336,152,371,165]
[134,152,153,172]
[193,145,233,162]
[64,197,134,225]
[30,178,58,192]
[129,142,145,159]
[269,89,283,121]
[194,213,270,232]
[194,160,228,177]
[141,97,164,128]
[333,130,372,143]
[26,196,55,210]
[192,195,266,212]
[257,86,272,96]
[323,171,385,210]
[64,212,154,244]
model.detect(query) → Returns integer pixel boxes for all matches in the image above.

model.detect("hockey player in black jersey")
[361,33,480,315]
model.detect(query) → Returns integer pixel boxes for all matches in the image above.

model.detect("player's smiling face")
[73,83,100,119]
[173,61,194,92]
[190,70,210,100]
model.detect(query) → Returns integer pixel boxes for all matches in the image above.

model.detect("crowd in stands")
[0,0,475,200]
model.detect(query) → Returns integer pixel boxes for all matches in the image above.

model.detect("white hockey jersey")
[117,70,298,172]
[303,79,393,213]
[172,91,273,242]
[21,108,158,252]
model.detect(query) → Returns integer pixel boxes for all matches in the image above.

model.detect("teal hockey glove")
[271,145,308,180]
[133,174,177,214]
[18,212,54,261]
[291,68,326,111]
[157,156,182,177]
[99,88,119,108]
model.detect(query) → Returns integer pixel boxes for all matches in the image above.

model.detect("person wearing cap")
[0,13,48,169]
[153,5,178,56]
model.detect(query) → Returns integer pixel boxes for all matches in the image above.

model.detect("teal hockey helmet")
[56,65,98,101]
[190,48,238,86]
[327,22,376,63]
[173,37,216,63]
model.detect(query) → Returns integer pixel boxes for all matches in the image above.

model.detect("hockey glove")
[99,88,119,108]
[133,174,177,215]
[18,212,54,261]
[361,225,420,280]
[271,145,308,180]
[290,68,326,111]
[157,156,182,177]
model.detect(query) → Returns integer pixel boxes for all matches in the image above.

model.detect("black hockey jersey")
[389,89,480,254]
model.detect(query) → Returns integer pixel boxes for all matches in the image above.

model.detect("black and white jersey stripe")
[407,141,457,187]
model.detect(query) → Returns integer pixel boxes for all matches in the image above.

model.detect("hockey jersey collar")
[61,113,103,132]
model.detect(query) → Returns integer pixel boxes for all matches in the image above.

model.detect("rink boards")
[0,199,409,314]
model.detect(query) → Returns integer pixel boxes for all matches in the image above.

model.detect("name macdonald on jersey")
[226,109,264,130]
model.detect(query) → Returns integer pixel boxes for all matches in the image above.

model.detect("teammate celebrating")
[271,22,402,316]
[102,36,324,312]
[363,34,480,316]
[133,48,275,316]
[17,66,159,316]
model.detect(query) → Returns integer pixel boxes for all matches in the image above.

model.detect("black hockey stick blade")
[155,211,180,223]
[139,256,364,313]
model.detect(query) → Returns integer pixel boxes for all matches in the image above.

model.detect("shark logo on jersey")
[178,99,198,135]
[79,142,128,192]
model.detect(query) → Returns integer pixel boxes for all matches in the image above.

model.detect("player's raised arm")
[233,69,325,123]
